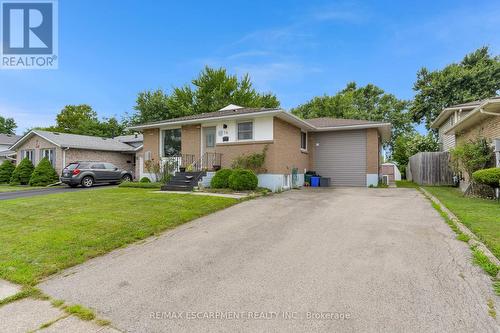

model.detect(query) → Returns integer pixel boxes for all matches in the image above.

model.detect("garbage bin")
[320,177,331,187]
[311,176,320,187]
[304,174,312,185]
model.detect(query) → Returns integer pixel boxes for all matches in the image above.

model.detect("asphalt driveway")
[0,184,116,200]
[40,188,499,332]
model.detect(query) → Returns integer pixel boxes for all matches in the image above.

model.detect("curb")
[419,187,500,280]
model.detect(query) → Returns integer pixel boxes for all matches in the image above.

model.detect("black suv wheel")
[81,176,94,188]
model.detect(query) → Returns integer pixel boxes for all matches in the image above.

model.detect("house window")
[206,132,215,148]
[162,128,181,157]
[301,131,307,150]
[41,149,55,167]
[21,150,35,163]
[237,122,253,140]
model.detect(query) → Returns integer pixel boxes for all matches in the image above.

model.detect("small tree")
[0,160,15,183]
[10,158,35,185]
[29,158,59,186]
[450,137,493,181]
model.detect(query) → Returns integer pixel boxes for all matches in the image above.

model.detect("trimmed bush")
[228,169,258,191]
[10,158,34,185]
[210,169,233,188]
[29,158,59,186]
[472,167,500,188]
[140,177,151,183]
[0,160,15,183]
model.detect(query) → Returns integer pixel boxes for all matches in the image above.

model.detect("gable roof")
[11,130,137,152]
[430,98,493,128]
[444,97,500,135]
[0,134,21,145]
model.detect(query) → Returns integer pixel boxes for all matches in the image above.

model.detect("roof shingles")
[32,130,136,152]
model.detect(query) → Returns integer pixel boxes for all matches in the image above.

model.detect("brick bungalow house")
[129,105,391,190]
[10,130,143,178]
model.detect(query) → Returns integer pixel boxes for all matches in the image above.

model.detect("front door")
[202,127,216,169]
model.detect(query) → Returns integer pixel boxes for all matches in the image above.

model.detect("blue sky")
[1,0,499,133]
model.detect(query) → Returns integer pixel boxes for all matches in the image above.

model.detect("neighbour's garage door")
[314,130,366,186]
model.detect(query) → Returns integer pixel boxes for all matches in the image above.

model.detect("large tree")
[43,105,125,137]
[0,116,17,134]
[411,46,500,129]
[130,66,280,125]
[291,82,413,151]
[391,131,439,177]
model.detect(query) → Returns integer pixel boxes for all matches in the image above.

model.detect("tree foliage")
[0,116,17,134]
[391,131,439,176]
[130,66,280,124]
[0,160,15,183]
[10,158,34,185]
[42,105,125,137]
[411,47,500,129]
[291,82,412,152]
[29,158,59,186]
[450,137,493,180]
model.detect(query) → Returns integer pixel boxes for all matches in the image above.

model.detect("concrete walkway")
[38,188,499,332]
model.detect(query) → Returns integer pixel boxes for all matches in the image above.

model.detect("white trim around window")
[237,121,253,141]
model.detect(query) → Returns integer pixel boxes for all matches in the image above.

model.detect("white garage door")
[314,130,367,186]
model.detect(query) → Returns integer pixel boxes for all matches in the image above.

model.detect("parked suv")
[61,161,133,188]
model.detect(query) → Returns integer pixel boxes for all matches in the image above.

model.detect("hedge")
[0,160,15,183]
[140,177,151,183]
[228,169,258,191]
[210,169,233,188]
[10,158,34,185]
[472,167,500,188]
[29,158,59,186]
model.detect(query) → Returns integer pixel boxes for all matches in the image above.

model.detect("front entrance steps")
[161,171,206,191]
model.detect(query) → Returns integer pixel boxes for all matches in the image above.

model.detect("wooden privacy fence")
[407,152,453,185]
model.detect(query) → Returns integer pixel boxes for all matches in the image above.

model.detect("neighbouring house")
[431,97,500,155]
[115,133,144,178]
[10,130,143,178]
[381,162,401,184]
[0,133,21,162]
[128,104,391,190]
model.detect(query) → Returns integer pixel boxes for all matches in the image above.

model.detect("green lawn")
[423,186,500,259]
[395,180,419,188]
[0,185,44,192]
[0,188,238,285]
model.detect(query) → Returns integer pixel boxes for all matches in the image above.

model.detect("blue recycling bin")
[311,176,320,187]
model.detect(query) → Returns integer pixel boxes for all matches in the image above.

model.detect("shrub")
[231,146,268,173]
[472,168,500,188]
[0,160,15,183]
[10,158,34,185]
[29,158,59,186]
[450,138,493,180]
[228,169,258,191]
[140,177,151,183]
[210,169,233,188]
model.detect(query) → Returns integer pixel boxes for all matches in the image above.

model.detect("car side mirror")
[114,167,118,171]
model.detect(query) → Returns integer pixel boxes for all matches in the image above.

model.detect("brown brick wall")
[65,149,135,174]
[271,117,310,173]
[366,128,380,174]
[456,116,500,145]
[181,125,201,159]
[215,117,311,174]
[143,128,160,161]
